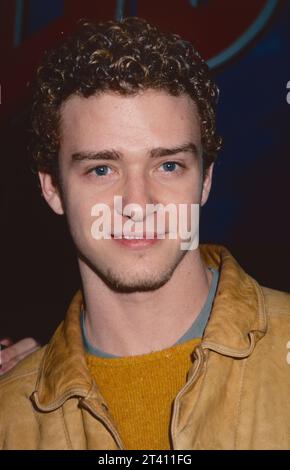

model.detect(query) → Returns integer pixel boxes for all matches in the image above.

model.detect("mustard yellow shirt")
[86,337,201,450]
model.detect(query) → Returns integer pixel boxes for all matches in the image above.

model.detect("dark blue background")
[201,1,290,291]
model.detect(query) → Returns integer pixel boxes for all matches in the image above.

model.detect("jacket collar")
[31,290,101,411]
[32,244,267,411]
[199,244,267,356]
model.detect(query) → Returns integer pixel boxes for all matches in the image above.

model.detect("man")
[0,17,290,450]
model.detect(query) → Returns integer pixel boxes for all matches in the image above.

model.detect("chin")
[103,269,173,293]
[100,251,187,292]
[79,243,188,292]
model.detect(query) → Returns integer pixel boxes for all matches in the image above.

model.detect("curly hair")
[31,16,222,185]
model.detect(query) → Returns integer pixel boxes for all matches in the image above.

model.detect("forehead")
[60,90,201,152]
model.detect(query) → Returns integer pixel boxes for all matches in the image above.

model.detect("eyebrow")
[71,142,200,163]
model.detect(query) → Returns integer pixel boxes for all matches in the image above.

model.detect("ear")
[38,171,64,215]
[201,162,214,207]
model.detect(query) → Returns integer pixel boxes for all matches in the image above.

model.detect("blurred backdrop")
[1,0,290,343]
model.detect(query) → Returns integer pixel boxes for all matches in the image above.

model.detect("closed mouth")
[112,233,165,239]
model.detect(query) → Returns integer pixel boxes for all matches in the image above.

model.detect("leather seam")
[172,347,206,441]
[60,407,73,450]
[0,369,38,387]
[253,279,267,333]
[32,389,89,411]
[233,357,247,450]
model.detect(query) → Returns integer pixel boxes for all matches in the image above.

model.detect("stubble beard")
[81,245,189,293]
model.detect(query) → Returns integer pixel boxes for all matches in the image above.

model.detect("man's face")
[40,90,213,292]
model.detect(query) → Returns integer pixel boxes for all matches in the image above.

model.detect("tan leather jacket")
[1,244,290,450]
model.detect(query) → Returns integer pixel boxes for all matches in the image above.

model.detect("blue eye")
[93,166,111,176]
[161,161,179,172]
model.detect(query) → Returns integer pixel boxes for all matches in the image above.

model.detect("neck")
[79,249,212,356]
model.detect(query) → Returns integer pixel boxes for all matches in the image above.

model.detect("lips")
[112,233,164,239]
[111,232,165,249]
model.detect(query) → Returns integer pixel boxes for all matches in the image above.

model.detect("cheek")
[65,197,92,237]
[167,184,201,206]
[174,203,199,235]
[63,180,97,216]
[166,170,201,197]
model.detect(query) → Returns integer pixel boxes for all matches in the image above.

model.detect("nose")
[118,173,155,222]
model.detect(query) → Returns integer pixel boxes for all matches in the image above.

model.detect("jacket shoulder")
[261,285,290,317]
[0,345,46,402]
[0,346,47,449]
